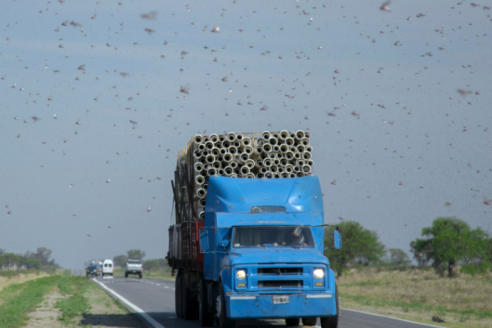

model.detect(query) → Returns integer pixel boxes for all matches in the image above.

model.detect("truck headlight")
[313,268,324,279]
[236,270,246,280]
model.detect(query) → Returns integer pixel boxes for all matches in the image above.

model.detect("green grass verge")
[54,276,91,323]
[340,292,492,319]
[57,275,74,295]
[0,275,59,328]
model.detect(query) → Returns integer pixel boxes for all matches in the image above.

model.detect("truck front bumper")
[226,293,336,319]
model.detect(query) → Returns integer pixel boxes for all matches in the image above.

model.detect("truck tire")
[302,317,317,326]
[139,273,142,279]
[285,318,300,326]
[320,286,339,328]
[199,279,214,327]
[176,273,183,319]
[125,273,128,278]
[218,283,236,328]
[182,275,199,320]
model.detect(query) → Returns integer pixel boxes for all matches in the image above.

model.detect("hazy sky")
[1,0,491,269]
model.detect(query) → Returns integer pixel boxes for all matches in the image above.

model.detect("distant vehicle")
[86,265,97,277]
[102,259,114,276]
[96,262,103,276]
[125,259,143,278]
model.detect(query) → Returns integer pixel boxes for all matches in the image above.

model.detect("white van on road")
[102,259,113,277]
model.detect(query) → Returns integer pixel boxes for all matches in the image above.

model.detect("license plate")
[273,296,289,304]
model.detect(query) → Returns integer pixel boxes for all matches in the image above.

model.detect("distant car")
[102,259,114,277]
[125,259,143,278]
[86,265,97,277]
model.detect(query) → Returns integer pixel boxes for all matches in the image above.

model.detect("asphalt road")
[93,277,443,328]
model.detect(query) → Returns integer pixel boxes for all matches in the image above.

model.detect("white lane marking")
[156,284,160,286]
[341,308,446,328]
[93,279,165,328]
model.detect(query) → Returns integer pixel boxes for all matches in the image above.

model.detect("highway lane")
[93,277,443,328]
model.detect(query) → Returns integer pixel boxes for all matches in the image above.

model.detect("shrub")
[460,263,492,276]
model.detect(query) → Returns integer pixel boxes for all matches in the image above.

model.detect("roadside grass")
[16,274,145,327]
[0,269,41,278]
[0,271,49,293]
[0,271,144,328]
[113,267,175,280]
[54,276,91,323]
[338,267,492,327]
[0,275,59,328]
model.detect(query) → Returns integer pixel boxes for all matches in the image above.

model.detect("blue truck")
[167,132,341,328]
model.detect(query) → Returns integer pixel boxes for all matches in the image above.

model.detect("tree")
[488,238,492,264]
[388,248,411,267]
[324,221,386,277]
[410,239,433,266]
[113,255,129,267]
[126,249,146,261]
[28,247,56,266]
[411,217,490,278]
[24,258,42,270]
[1,253,20,269]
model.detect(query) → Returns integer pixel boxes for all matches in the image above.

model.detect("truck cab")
[195,176,340,328]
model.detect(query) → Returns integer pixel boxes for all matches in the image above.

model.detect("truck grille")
[258,267,302,275]
[258,280,303,288]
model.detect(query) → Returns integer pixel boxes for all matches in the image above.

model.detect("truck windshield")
[233,226,314,248]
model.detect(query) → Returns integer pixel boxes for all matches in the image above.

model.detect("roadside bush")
[460,263,492,276]
[61,269,72,276]
[41,265,57,274]
[143,258,170,273]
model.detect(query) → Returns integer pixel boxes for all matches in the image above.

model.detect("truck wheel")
[199,279,214,327]
[176,273,183,319]
[139,274,142,279]
[182,276,199,320]
[320,286,339,328]
[125,273,128,278]
[285,318,300,326]
[218,283,236,328]
[302,317,317,326]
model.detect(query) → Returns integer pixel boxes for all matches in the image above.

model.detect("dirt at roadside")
[80,283,145,327]
[23,282,145,328]
[24,292,67,328]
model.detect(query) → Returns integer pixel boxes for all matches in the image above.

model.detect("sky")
[0,0,491,269]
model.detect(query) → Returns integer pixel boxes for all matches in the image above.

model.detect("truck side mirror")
[199,228,209,253]
[334,227,342,249]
